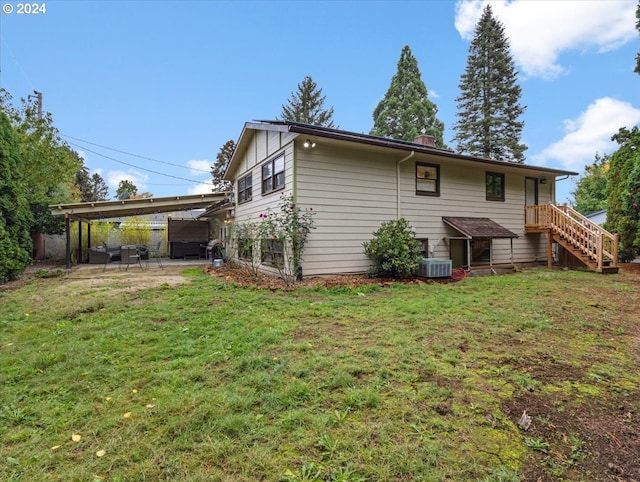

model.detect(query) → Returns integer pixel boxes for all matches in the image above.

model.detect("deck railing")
[525,204,618,270]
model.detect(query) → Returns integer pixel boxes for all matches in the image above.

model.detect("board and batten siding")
[231,134,295,277]
[296,145,553,276]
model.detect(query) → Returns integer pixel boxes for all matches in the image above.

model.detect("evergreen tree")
[606,126,640,261]
[370,45,447,148]
[635,1,640,75]
[452,5,527,162]
[75,165,109,201]
[280,76,335,128]
[571,153,610,215]
[0,111,33,282]
[211,139,235,192]
[116,180,138,200]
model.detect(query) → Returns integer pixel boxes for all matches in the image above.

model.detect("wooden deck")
[525,204,619,274]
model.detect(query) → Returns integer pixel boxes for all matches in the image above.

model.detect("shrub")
[363,218,422,278]
[0,111,32,282]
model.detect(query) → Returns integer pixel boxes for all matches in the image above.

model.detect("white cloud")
[107,170,149,193]
[454,0,636,79]
[533,97,640,171]
[187,159,212,176]
[187,181,215,196]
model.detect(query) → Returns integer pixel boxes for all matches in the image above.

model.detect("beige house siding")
[296,145,553,275]
[296,144,400,275]
[223,124,568,277]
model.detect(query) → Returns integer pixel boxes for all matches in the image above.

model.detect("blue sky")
[1,0,638,205]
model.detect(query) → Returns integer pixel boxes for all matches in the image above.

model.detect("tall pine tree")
[370,45,446,148]
[211,139,235,192]
[280,76,335,128]
[635,0,639,75]
[452,5,526,163]
[75,164,109,201]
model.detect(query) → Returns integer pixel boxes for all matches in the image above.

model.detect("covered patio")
[50,193,228,269]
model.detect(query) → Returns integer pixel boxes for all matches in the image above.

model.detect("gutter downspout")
[553,175,571,204]
[396,151,415,219]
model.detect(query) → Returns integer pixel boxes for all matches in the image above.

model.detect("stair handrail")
[548,204,618,269]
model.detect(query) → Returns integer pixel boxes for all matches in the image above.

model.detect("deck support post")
[65,215,71,270]
[547,231,553,269]
[78,220,82,266]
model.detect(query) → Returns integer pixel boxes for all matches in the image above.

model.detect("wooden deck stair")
[525,204,619,274]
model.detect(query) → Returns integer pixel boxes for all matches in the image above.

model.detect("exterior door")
[525,177,538,206]
[525,177,539,225]
[450,239,467,268]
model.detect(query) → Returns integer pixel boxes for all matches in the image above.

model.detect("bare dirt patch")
[203,264,468,290]
[0,260,192,293]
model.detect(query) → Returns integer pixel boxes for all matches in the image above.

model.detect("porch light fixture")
[539,178,547,184]
[303,139,316,149]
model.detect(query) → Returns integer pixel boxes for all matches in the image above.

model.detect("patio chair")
[120,245,143,270]
[149,240,164,268]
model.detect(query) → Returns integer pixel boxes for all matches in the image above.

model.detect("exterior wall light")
[303,139,316,149]
[539,178,547,184]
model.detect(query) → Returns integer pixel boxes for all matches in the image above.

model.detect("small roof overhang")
[50,192,229,222]
[442,216,519,239]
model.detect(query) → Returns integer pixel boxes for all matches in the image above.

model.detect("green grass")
[0,268,638,481]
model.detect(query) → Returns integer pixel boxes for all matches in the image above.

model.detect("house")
[213,120,618,276]
[585,209,607,226]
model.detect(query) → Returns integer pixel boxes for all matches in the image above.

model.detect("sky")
[1,0,639,206]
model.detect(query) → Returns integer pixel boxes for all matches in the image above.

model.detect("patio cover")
[442,217,518,272]
[442,217,519,239]
[49,193,228,268]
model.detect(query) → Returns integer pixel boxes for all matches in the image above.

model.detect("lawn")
[1,266,638,481]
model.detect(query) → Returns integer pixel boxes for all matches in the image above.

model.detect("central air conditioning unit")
[417,258,453,278]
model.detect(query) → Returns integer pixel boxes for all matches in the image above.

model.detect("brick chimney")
[414,134,436,147]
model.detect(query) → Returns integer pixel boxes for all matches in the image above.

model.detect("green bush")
[363,218,422,278]
[0,111,32,282]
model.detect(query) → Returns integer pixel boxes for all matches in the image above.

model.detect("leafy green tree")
[1,88,82,247]
[116,180,138,200]
[452,5,527,162]
[571,153,610,215]
[75,165,109,201]
[0,89,81,205]
[606,126,640,261]
[370,45,447,148]
[0,111,33,282]
[211,139,235,192]
[280,76,336,128]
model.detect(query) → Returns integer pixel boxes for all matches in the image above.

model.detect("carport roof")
[50,193,229,221]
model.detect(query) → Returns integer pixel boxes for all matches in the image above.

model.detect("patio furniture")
[120,245,143,270]
[88,246,111,265]
[148,240,165,268]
